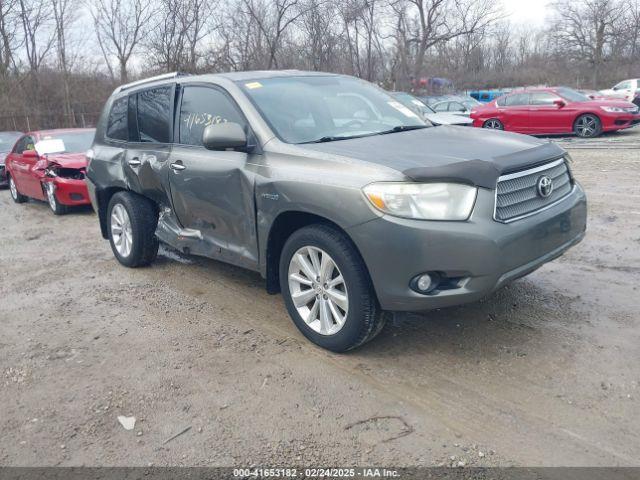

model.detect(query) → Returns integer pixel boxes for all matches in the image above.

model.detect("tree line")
[1,0,639,130]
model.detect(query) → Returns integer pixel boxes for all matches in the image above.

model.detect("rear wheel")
[8,174,26,204]
[44,182,68,215]
[574,114,602,138]
[279,224,385,352]
[107,192,159,267]
[483,119,503,130]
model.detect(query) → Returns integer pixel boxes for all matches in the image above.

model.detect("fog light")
[410,272,440,294]
[417,274,433,291]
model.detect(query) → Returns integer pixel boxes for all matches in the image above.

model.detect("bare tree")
[146,0,215,72]
[400,0,501,84]
[243,0,307,69]
[0,0,20,75]
[52,0,77,123]
[17,0,55,73]
[550,0,624,88]
[91,0,152,82]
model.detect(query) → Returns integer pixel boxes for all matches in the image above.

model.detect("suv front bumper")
[347,183,587,311]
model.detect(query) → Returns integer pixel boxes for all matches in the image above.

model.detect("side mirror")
[22,149,38,158]
[202,122,247,151]
[553,99,566,108]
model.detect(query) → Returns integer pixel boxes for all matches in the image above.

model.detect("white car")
[600,79,639,102]
[391,92,473,126]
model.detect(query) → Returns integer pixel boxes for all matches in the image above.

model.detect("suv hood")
[299,126,565,189]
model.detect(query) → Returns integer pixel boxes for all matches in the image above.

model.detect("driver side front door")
[167,84,259,270]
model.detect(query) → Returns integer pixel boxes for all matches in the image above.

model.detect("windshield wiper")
[376,125,429,135]
[302,133,372,144]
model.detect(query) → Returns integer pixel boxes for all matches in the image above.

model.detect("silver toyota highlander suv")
[86,70,587,352]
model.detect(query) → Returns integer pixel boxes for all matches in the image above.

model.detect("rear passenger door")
[167,84,259,270]
[125,85,175,206]
[498,93,530,132]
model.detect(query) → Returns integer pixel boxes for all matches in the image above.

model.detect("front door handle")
[128,157,141,167]
[170,162,186,171]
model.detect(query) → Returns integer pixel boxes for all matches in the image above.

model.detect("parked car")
[87,71,587,352]
[6,128,95,214]
[471,87,640,137]
[0,131,22,187]
[390,92,472,126]
[599,79,639,103]
[468,90,505,103]
[421,95,481,117]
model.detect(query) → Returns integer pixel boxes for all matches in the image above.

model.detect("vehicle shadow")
[355,278,581,360]
[154,242,580,361]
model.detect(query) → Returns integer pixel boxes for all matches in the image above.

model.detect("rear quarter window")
[106,97,128,141]
[136,86,173,143]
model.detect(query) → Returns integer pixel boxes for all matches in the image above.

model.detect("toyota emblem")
[536,175,554,198]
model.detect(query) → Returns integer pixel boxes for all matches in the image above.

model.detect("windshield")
[36,130,95,154]
[0,132,21,153]
[556,87,591,103]
[240,76,427,143]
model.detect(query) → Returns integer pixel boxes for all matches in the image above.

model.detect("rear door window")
[136,86,173,143]
[433,102,449,112]
[106,97,129,141]
[530,92,560,105]
[504,93,529,106]
[178,86,246,146]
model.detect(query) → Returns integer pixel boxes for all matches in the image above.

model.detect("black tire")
[8,174,27,203]
[107,191,159,268]
[279,224,385,352]
[574,114,602,138]
[44,183,68,215]
[483,118,503,130]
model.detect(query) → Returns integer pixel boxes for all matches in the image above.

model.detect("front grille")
[494,158,573,222]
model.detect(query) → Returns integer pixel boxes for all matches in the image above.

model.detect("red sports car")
[5,128,95,214]
[470,87,640,137]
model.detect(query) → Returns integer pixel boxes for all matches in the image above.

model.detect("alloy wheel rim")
[577,116,596,137]
[288,246,348,336]
[485,120,502,129]
[46,183,57,211]
[110,204,133,258]
[9,177,17,200]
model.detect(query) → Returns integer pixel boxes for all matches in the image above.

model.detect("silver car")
[391,92,473,126]
[86,71,587,352]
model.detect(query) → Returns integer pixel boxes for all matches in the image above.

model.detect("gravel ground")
[1,128,639,467]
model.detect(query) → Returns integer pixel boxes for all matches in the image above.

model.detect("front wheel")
[574,114,602,138]
[279,224,385,352]
[8,174,27,204]
[107,192,159,267]
[483,118,503,130]
[44,182,68,215]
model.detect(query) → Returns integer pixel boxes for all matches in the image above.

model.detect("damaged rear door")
[166,83,259,270]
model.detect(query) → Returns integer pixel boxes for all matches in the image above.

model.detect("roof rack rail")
[118,72,189,92]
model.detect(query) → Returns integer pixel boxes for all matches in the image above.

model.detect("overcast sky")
[503,0,551,26]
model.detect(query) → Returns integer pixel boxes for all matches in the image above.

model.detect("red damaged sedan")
[5,128,95,214]
[471,87,640,138]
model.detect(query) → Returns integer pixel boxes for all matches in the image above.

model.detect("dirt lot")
[1,128,639,468]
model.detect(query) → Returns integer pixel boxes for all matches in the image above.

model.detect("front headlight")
[362,182,478,220]
[600,106,624,113]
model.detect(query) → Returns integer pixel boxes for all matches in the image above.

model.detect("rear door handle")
[128,158,141,167]
[170,162,186,171]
